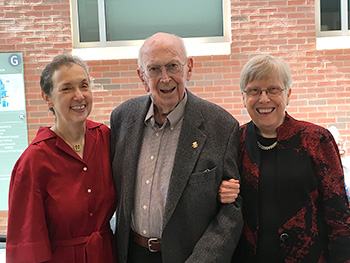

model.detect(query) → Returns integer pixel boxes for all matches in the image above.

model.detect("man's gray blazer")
[110,90,243,263]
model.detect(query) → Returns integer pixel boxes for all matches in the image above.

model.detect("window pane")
[320,0,341,31]
[104,0,223,41]
[77,0,99,42]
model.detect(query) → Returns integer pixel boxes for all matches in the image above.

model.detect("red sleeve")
[309,130,350,261]
[6,147,52,263]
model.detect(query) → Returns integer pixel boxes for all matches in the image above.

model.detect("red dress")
[6,120,117,263]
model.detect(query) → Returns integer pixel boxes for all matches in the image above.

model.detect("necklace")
[73,144,82,152]
[51,127,84,152]
[257,140,277,150]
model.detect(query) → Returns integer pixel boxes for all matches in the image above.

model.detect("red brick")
[111,78,130,84]
[110,65,129,71]
[43,10,62,17]
[194,68,213,74]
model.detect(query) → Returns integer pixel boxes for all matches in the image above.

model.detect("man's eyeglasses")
[141,62,186,79]
[243,87,285,97]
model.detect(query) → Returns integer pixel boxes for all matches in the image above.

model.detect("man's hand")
[218,179,240,203]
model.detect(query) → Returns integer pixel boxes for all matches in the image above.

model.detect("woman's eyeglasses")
[243,87,285,97]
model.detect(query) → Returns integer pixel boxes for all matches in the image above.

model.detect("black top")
[234,114,350,262]
[256,134,284,262]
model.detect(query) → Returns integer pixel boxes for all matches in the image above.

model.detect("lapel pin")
[192,141,198,149]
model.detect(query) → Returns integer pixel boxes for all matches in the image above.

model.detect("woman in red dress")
[6,54,117,262]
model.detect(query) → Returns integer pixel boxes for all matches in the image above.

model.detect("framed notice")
[0,53,28,211]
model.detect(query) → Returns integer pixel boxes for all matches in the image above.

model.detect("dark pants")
[127,238,162,263]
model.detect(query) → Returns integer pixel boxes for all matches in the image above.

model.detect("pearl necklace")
[257,140,277,150]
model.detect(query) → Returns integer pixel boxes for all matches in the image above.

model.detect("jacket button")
[279,233,289,243]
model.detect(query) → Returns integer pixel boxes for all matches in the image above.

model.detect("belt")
[53,226,111,262]
[130,230,161,252]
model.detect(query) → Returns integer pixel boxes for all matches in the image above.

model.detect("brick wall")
[1,0,350,231]
[1,0,349,144]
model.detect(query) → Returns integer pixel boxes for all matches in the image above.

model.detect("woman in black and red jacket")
[221,55,350,262]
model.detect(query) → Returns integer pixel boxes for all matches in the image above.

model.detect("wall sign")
[0,53,28,210]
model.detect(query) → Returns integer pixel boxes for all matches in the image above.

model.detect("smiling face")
[243,76,291,137]
[42,63,92,127]
[137,33,193,123]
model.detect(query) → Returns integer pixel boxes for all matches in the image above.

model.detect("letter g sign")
[8,54,21,67]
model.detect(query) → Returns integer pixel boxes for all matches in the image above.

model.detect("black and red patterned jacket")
[233,113,350,263]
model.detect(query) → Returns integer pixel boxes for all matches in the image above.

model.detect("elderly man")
[110,32,242,263]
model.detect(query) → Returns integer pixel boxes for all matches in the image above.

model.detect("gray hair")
[40,53,90,114]
[240,55,292,92]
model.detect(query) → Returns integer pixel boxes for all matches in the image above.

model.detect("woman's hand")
[218,179,240,203]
